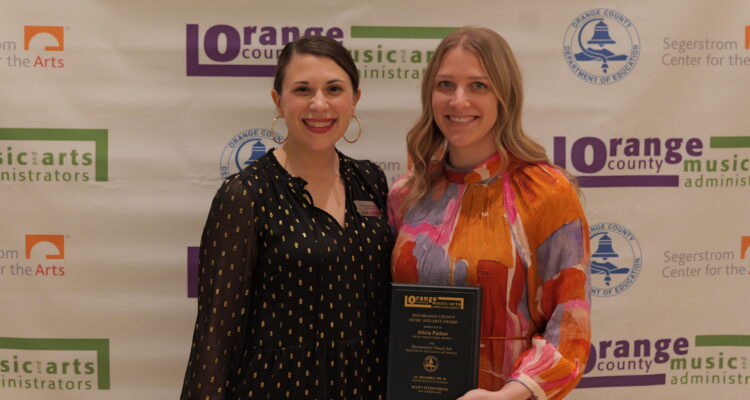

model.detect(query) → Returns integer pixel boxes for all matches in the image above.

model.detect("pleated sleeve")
[507,164,591,400]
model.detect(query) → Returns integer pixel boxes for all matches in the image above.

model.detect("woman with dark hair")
[181,35,392,399]
[389,27,591,400]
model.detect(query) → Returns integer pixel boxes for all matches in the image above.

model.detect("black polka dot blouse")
[181,149,393,399]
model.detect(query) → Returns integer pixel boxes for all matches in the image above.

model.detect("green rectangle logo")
[0,128,108,182]
[351,26,457,39]
[695,335,750,347]
[0,337,110,390]
[709,136,750,148]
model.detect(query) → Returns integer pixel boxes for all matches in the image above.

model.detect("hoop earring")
[271,116,286,144]
[343,115,362,144]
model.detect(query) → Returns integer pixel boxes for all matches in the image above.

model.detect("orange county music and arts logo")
[579,334,749,389]
[186,23,455,80]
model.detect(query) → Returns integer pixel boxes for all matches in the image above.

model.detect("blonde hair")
[399,27,571,213]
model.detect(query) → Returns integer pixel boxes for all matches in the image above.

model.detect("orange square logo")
[25,234,65,260]
[24,26,64,51]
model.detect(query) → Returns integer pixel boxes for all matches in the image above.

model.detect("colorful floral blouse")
[388,152,591,400]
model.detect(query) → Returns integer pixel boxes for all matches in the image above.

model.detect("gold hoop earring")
[343,115,362,144]
[271,116,286,144]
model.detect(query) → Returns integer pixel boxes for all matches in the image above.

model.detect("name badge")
[354,200,383,217]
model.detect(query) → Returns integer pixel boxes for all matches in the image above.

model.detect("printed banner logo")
[24,26,64,51]
[1,234,68,278]
[553,135,750,188]
[684,136,750,189]
[0,25,66,69]
[563,9,640,84]
[662,26,750,68]
[186,24,344,77]
[219,129,280,179]
[217,128,403,181]
[0,337,110,391]
[662,236,750,279]
[0,128,108,183]
[589,222,641,297]
[186,24,456,80]
[579,334,750,388]
[25,234,64,260]
[348,26,455,80]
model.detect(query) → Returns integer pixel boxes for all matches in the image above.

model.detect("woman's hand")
[457,381,532,400]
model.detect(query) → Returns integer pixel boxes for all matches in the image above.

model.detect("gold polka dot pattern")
[181,150,393,399]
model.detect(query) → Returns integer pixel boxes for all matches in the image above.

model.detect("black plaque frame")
[386,283,481,399]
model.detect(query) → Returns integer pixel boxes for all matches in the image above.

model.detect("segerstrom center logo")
[1,234,68,278]
[0,26,66,69]
[579,334,749,389]
[554,135,750,188]
[589,222,641,297]
[661,25,750,68]
[186,24,456,80]
[0,128,108,183]
[662,236,750,280]
[563,9,640,84]
[0,337,110,391]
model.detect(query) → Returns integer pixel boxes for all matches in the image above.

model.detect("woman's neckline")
[443,151,502,184]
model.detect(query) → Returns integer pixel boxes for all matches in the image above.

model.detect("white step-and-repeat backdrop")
[1,0,748,398]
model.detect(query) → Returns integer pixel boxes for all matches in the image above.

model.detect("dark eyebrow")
[290,79,345,85]
[435,74,489,80]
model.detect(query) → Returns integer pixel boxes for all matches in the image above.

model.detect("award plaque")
[386,283,481,399]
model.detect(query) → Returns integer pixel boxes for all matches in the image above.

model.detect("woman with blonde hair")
[389,27,591,400]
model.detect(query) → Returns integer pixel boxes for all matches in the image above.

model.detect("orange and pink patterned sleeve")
[508,165,591,400]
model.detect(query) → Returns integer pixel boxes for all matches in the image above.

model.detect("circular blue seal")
[563,9,640,85]
[589,222,642,297]
[219,128,280,179]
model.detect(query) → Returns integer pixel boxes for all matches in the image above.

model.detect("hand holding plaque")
[386,284,481,399]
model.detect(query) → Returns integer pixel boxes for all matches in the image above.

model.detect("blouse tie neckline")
[443,152,502,184]
[267,148,351,189]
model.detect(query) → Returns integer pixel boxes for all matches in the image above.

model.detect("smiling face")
[431,46,499,166]
[272,53,360,152]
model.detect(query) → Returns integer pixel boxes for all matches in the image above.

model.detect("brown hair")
[273,35,359,93]
[399,27,573,213]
